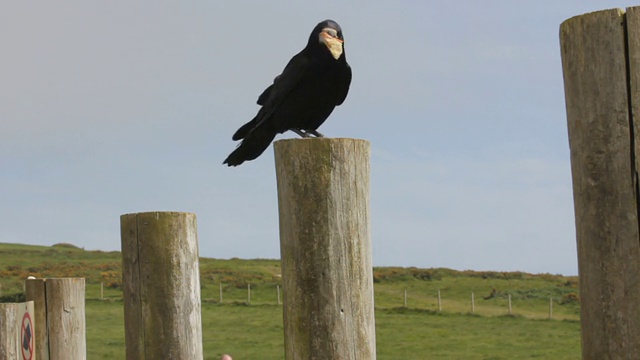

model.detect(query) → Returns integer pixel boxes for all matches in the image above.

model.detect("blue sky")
[2,1,637,275]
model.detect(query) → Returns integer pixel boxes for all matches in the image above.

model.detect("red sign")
[21,311,34,360]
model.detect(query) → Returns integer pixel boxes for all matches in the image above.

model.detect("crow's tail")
[223,126,276,166]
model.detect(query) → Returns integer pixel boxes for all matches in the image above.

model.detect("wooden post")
[507,294,512,315]
[549,298,553,320]
[403,289,407,308]
[26,278,86,360]
[219,283,223,303]
[120,212,203,360]
[48,278,86,359]
[471,292,475,314]
[277,285,281,305]
[274,138,376,360]
[0,301,35,359]
[437,290,442,312]
[561,7,640,358]
[26,279,47,360]
[247,283,251,304]
[100,282,104,300]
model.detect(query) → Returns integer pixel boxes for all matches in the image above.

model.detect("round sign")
[21,312,34,360]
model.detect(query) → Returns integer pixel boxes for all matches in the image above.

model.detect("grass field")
[0,242,581,359]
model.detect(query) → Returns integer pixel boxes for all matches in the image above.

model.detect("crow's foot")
[307,130,324,138]
[291,129,310,138]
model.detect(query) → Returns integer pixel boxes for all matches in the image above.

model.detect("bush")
[559,292,580,305]
[0,292,26,303]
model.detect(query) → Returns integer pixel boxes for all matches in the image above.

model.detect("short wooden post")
[471,292,475,314]
[549,298,553,320]
[48,278,86,359]
[277,285,281,305]
[100,282,104,300]
[507,294,512,315]
[26,279,47,360]
[247,283,251,304]
[26,278,86,360]
[561,7,640,358]
[403,289,407,308]
[274,138,376,359]
[437,290,442,312]
[0,301,35,359]
[219,283,223,303]
[120,212,203,360]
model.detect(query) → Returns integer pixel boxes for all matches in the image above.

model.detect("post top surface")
[120,211,196,219]
[560,7,625,30]
[274,137,368,144]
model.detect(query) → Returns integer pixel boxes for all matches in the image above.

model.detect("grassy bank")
[0,242,581,358]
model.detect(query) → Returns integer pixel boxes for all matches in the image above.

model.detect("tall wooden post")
[120,212,203,360]
[560,7,640,358]
[274,138,376,360]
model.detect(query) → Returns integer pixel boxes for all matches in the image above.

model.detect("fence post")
[25,279,47,360]
[0,301,35,359]
[508,294,512,315]
[437,290,442,312]
[404,289,407,308]
[120,211,203,360]
[26,278,86,360]
[561,7,640,358]
[274,138,376,359]
[471,292,475,314]
[277,285,281,305]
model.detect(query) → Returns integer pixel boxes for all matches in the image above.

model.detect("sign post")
[0,301,35,360]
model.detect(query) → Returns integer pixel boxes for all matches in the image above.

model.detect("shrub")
[560,292,580,305]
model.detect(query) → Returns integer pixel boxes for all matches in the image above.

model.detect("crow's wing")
[231,53,310,141]
[335,63,352,106]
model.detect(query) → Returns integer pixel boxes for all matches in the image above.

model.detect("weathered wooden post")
[560,7,640,358]
[0,301,35,359]
[274,138,376,359]
[120,211,203,360]
[26,278,86,360]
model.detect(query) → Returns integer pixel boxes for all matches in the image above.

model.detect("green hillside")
[0,242,581,359]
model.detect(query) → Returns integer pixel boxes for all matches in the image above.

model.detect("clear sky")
[2,1,637,275]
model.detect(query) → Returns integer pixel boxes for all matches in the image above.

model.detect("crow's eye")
[323,28,338,38]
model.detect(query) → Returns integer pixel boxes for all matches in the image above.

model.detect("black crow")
[223,20,352,166]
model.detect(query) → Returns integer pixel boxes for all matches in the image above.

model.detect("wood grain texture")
[120,212,203,360]
[26,279,48,360]
[560,8,640,358]
[0,303,19,359]
[274,138,376,360]
[46,278,86,359]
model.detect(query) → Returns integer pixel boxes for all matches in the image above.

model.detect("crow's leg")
[290,129,310,138]
[307,130,324,138]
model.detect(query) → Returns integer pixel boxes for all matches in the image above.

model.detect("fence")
[201,284,564,319]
